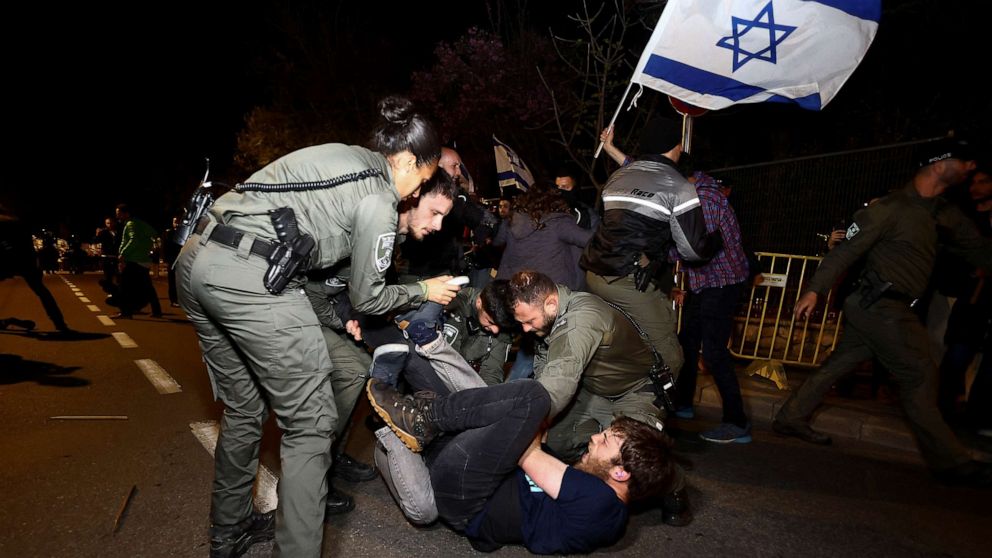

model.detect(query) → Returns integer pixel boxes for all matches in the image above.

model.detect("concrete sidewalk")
[688,361,991,458]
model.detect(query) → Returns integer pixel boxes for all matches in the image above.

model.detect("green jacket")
[119,218,156,264]
[534,286,656,417]
[209,143,425,315]
[442,287,512,386]
[809,184,992,298]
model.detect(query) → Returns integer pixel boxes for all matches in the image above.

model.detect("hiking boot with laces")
[209,511,275,558]
[366,378,437,452]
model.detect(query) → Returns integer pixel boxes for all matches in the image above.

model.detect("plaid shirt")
[671,172,750,292]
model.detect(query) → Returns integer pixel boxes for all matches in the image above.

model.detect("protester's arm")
[669,188,722,262]
[492,218,509,248]
[518,431,568,500]
[117,221,135,258]
[599,127,630,167]
[559,217,595,248]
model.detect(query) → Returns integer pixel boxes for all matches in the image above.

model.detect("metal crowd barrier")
[730,252,842,367]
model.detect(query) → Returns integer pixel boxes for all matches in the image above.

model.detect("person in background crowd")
[114,204,163,319]
[553,161,599,230]
[671,172,753,444]
[494,183,593,291]
[937,165,991,434]
[95,217,118,286]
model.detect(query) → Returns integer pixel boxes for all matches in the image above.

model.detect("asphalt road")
[1,272,988,558]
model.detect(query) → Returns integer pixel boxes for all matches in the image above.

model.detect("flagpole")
[593,80,634,160]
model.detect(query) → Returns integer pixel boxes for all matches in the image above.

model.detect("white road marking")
[79,297,91,303]
[112,332,138,349]
[75,292,85,297]
[189,421,278,512]
[71,288,81,292]
[87,305,101,312]
[134,359,182,394]
[97,315,116,326]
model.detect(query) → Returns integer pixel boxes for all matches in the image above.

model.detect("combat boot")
[324,482,356,519]
[332,451,378,483]
[366,379,437,452]
[209,511,275,558]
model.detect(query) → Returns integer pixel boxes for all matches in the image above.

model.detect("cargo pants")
[176,225,336,558]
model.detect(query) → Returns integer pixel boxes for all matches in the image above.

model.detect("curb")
[691,372,919,453]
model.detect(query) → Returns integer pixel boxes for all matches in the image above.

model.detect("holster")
[262,207,314,294]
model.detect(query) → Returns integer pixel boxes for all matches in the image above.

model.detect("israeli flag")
[493,135,534,192]
[632,0,880,111]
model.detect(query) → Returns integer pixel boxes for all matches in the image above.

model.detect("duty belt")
[194,217,276,260]
[879,289,919,307]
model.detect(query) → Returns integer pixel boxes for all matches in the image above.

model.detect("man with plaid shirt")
[671,172,752,443]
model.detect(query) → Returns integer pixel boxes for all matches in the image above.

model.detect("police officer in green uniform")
[440,285,513,385]
[304,271,375,501]
[175,97,460,558]
[774,137,992,486]
[505,271,691,525]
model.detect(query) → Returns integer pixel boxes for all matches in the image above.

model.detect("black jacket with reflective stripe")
[581,155,712,277]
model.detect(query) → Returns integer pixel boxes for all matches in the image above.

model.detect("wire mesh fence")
[707,137,940,256]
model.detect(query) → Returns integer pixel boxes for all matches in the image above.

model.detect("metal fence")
[707,137,940,256]
[675,139,942,373]
[730,252,842,367]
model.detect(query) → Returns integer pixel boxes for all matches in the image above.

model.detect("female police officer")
[176,96,459,558]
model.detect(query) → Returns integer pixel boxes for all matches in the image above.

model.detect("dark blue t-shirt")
[468,466,628,554]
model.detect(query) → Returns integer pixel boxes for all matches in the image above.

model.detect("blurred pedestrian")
[113,204,162,318]
[0,205,70,333]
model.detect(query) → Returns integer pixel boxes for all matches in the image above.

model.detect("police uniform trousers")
[321,327,370,440]
[585,271,685,376]
[778,291,971,470]
[176,228,337,558]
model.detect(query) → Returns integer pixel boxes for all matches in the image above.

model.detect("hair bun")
[379,96,414,125]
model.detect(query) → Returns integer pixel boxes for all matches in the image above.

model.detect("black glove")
[633,258,664,292]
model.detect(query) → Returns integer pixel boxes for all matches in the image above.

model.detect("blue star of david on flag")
[628,0,880,111]
[716,1,797,72]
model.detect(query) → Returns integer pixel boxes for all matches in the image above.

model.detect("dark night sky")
[4,1,987,237]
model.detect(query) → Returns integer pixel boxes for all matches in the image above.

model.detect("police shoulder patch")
[374,233,395,273]
[845,222,860,240]
[442,323,459,345]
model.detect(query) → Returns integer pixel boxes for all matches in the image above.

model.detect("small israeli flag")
[631,0,880,111]
[493,135,534,192]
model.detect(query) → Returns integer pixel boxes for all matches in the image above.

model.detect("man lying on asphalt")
[366,370,677,554]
